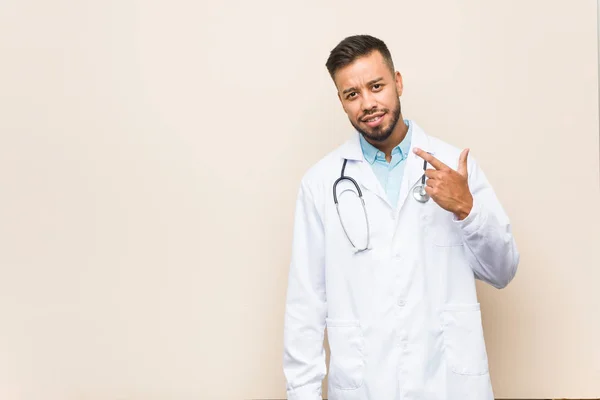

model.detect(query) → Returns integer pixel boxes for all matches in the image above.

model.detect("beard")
[350,99,401,143]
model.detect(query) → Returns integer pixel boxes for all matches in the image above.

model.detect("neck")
[366,118,409,158]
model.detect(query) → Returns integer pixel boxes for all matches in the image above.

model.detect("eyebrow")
[342,77,384,95]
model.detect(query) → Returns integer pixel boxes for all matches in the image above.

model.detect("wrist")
[454,197,473,221]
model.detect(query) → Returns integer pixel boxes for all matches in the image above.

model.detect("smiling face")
[333,50,404,143]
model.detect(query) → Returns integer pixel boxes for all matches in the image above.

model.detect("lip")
[362,113,385,128]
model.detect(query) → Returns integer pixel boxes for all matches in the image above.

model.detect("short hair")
[325,34,395,80]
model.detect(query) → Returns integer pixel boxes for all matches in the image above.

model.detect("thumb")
[458,148,469,177]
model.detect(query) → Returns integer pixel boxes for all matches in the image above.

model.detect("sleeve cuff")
[287,383,322,400]
[453,196,485,235]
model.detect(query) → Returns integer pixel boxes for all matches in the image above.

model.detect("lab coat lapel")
[338,133,389,206]
[395,122,434,213]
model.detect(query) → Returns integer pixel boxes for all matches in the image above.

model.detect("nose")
[361,91,377,113]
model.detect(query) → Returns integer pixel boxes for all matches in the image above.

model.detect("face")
[334,51,403,142]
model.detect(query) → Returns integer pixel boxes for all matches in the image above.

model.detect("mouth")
[362,112,386,128]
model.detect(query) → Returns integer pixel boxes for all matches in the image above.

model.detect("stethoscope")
[412,158,431,203]
[333,156,430,252]
[333,159,371,252]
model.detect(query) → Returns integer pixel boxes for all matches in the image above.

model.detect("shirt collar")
[359,119,413,164]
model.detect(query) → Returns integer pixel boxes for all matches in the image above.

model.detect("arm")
[454,156,520,289]
[282,180,327,400]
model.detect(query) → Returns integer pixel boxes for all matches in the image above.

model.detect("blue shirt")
[359,120,412,209]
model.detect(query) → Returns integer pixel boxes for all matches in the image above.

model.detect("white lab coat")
[282,121,519,400]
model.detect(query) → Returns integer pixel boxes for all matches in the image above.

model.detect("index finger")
[412,147,449,171]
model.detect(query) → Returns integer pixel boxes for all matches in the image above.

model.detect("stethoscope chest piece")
[412,184,430,203]
[412,156,431,203]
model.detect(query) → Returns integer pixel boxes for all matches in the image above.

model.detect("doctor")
[282,35,519,400]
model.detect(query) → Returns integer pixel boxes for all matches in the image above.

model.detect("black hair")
[325,34,395,79]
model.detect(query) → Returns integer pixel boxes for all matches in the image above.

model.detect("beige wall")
[1,0,599,399]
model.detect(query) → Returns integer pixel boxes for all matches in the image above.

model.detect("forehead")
[334,51,393,90]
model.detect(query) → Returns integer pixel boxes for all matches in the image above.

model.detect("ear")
[334,77,344,105]
[337,91,350,114]
[395,71,404,96]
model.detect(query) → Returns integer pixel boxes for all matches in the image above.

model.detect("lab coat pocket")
[441,303,489,376]
[325,318,365,390]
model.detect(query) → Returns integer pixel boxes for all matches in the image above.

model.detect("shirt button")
[397,299,406,307]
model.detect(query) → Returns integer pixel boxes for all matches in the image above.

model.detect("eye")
[346,92,357,99]
[373,84,382,90]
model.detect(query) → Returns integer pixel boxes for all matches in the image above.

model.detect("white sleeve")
[282,180,327,400]
[453,155,520,289]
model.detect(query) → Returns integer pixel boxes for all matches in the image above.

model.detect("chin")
[370,133,393,142]
[364,126,393,142]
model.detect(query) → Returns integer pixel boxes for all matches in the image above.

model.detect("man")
[282,35,519,400]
